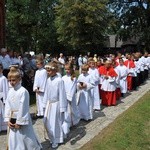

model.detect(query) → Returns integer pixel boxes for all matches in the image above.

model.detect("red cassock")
[124,60,135,91]
[99,66,118,106]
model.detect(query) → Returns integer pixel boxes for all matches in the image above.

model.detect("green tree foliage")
[55,0,110,51]
[109,0,150,50]
[6,0,59,53]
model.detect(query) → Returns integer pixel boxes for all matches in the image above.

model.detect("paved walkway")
[0,79,150,150]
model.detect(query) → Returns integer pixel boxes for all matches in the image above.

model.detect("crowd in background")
[0,47,150,149]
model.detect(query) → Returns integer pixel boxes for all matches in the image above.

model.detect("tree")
[6,0,59,53]
[109,0,150,50]
[55,0,110,52]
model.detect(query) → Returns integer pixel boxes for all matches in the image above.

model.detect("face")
[96,61,101,67]
[60,54,63,58]
[46,69,56,77]
[89,62,95,68]
[111,55,115,60]
[36,62,43,69]
[128,55,131,59]
[9,77,20,87]
[119,60,124,65]
[82,69,88,75]
[118,53,121,58]
[65,66,71,75]
[105,62,111,68]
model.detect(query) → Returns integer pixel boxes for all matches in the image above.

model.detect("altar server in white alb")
[88,59,101,111]
[4,67,42,150]
[33,58,47,118]
[0,64,9,132]
[62,63,80,128]
[116,58,128,97]
[77,64,95,121]
[43,62,67,149]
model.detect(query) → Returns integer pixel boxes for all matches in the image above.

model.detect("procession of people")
[0,48,150,149]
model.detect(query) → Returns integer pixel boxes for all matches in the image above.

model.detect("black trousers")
[144,69,148,80]
[132,76,138,90]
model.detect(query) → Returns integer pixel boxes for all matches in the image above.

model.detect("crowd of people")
[0,47,150,149]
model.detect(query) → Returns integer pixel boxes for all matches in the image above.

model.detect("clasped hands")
[8,122,21,129]
[78,83,87,89]
[104,75,109,79]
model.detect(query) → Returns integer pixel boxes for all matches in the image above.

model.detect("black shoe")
[38,115,44,119]
[32,115,38,120]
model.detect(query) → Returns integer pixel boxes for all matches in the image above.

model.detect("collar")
[50,74,57,80]
[14,82,22,90]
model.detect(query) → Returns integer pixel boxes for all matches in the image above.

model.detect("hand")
[82,83,87,88]
[35,89,40,94]
[78,84,83,89]
[8,121,15,129]
[105,75,109,79]
[14,124,21,129]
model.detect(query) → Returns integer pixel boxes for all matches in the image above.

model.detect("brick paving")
[0,79,150,150]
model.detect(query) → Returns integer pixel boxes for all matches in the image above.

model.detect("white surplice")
[114,67,120,88]
[0,74,9,132]
[101,76,117,92]
[33,68,47,116]
[138,56,145,72]
[88,68,101,110]
[116,65,128,93]
[62,75,80,128]
[77,73,95,120]
[134,60,141,74]
[4,83,42,150]
[43,74,67,144]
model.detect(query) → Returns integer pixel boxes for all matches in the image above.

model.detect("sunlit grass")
[81,91,150,150]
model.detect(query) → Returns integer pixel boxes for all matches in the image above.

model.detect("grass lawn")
[81,91,150,150]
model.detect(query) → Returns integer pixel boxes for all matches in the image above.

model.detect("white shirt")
[58,57,65,68]
[0,55,12,69]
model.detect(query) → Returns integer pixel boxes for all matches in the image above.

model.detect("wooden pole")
[0,0,5,48]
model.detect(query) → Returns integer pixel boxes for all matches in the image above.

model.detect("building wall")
[0,0,5,48]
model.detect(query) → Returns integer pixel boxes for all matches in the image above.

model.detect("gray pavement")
[0,79,150,150]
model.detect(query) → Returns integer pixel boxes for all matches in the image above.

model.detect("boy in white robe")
[4,67,42,150]
[62,63,80,128]
[33,58,47,118]
[77,64,95,121]
[0,64,9,132]
[116,58,128,97]
[88,60,101,111]
[43,62,67,149]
